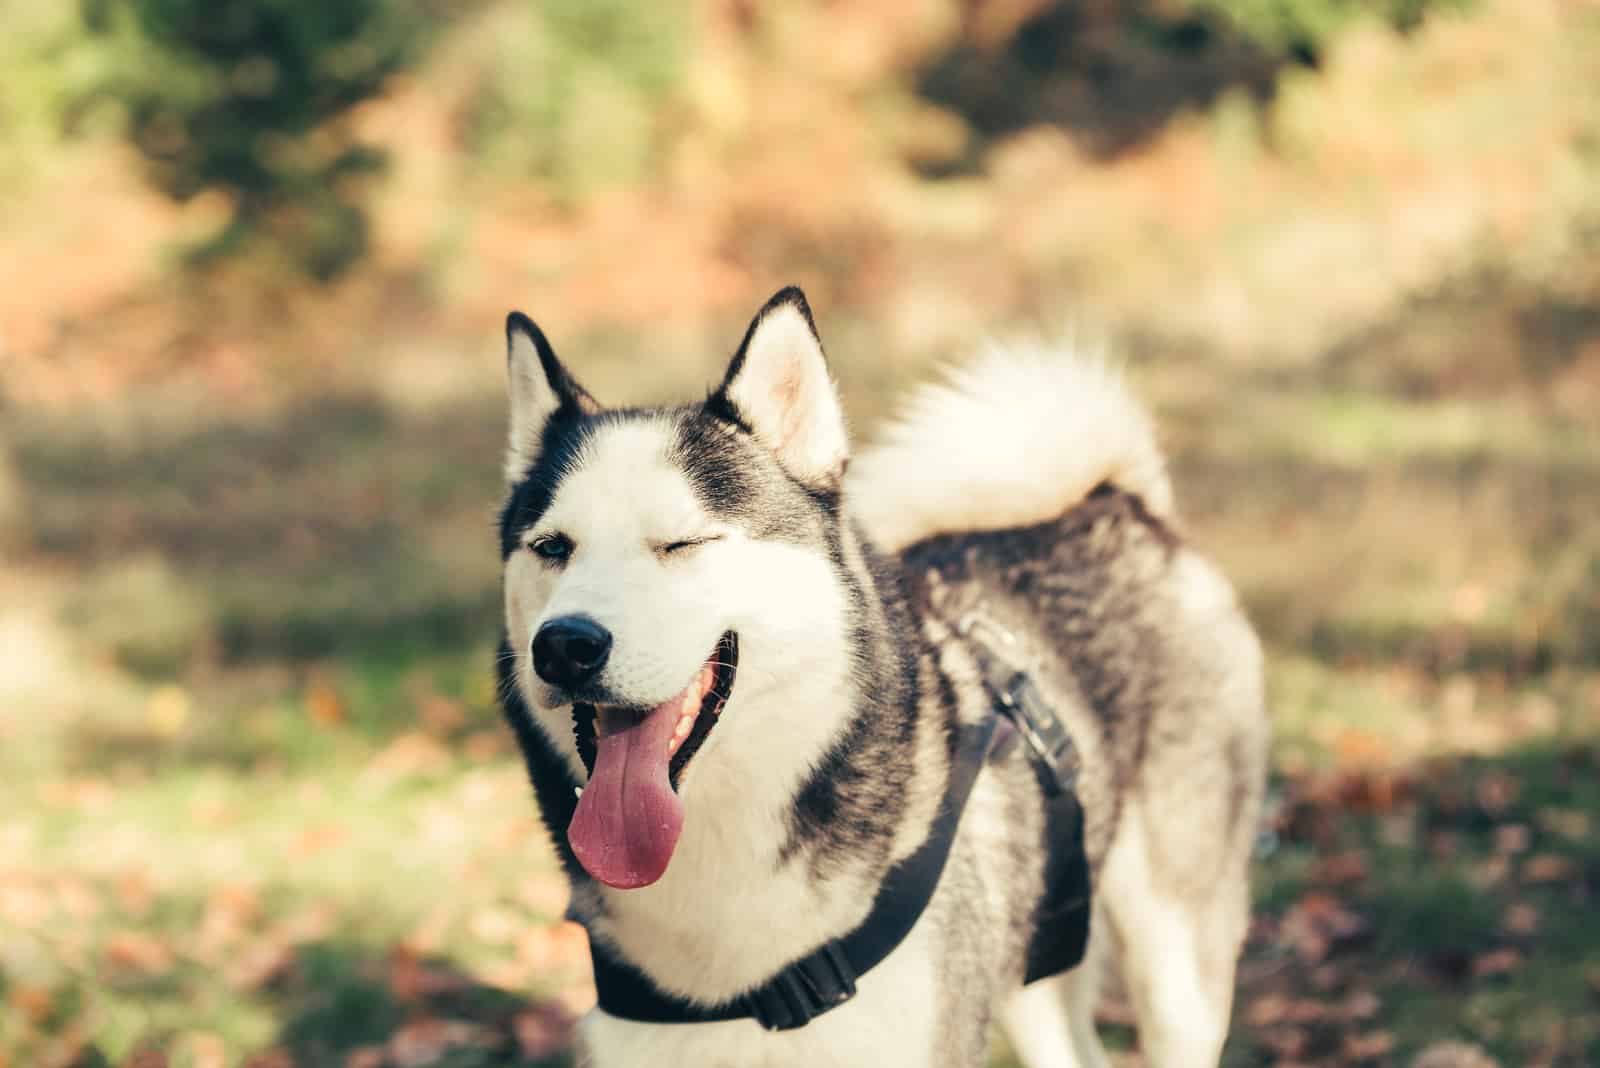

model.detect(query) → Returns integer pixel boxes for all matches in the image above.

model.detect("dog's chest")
[586,848,878,1006]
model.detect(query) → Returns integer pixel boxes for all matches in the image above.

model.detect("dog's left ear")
[709,286,849,488]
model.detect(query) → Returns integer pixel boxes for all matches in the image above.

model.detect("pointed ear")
[505,311,599,482]
[709,287,849,487]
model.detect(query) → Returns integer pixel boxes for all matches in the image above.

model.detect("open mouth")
[566,633,738,889]
[571,631,738,791]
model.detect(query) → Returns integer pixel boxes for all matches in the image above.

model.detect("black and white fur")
[495,288,1269,1067]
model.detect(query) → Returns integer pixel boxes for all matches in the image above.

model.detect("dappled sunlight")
[2,0,1598,1065]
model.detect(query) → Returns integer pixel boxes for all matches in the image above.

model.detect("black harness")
[585,617,1092,1031]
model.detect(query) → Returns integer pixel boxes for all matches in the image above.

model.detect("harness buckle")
[956,610,1078,797]
[744,942,857,1031]
[997,671,1078,796]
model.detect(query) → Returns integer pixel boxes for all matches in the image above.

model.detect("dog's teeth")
[574,786,583,799]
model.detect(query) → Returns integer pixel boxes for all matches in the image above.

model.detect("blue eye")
[530,533,573,562]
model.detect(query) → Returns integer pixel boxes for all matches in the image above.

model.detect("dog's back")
[851,341,1269,1067]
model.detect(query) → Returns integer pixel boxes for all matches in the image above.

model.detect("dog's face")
[499,289,856,890]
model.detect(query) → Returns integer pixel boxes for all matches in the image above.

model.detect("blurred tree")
[1199,0,1473,63]
[917,0,1474,163]
[75,0,441,279]
[458,0,687,199]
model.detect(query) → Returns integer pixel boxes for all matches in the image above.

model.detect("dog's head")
[499,288,857,889]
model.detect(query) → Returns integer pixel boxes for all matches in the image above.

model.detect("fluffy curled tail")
[846,339,1174,553]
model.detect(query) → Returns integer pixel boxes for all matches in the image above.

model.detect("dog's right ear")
[505,312,599,482]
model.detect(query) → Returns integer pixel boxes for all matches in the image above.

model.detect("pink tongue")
[568,697,687,889]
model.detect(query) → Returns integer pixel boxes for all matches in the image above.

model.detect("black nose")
[532,615,613,689]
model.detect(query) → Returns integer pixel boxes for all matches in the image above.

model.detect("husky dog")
[495,287,1269,1068]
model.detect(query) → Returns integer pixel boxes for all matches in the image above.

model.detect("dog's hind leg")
[999,928,1111,1068]
[1101,809,1247,1068]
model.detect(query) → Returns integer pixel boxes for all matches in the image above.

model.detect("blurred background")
[1,1,1597,1065]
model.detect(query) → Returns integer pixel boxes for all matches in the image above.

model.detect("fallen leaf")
[1260,1026,1310,1058]
[1246,993,1290,1028]
[1341,989,1381,1020]
[1377,810,1417,848]
[6,984,53,1024]
[1502,902,1539,936]
[1535,807,1591,841]
[226,941,293,992]
[404,903,454,955]
[1410,1040,1501,1068]
[115,870,155,917]
[1472,947,1522,978]
[1473,771,1517,815]
[1281,891,1371,964]
[1429,830,1461,860]
[386,945,469,1002]
[37,777,113,811]
[463,731,509,761]
[1343,1030,1395,1060]
[386,1019,494,1068]
[365,732,451,782]
[418,695,466,735]
[56,877,101,921]
[276,902,337,945]
[289,824,348,859]
[1334,729,1388,771]
[1492,824,1530,855]
[1470,854,1511,889]
[345,1047,386,1068]
[513,1007,574,1060]
[1312,851,1369,885]
[199,883,262,955]
[516,920,589,972]
[105,930,175,976]
[122,1044,171,1068]
[1521,853,1575,884]
[1308,962,1344,992]
[306,675,345,726]
[184,1032,227,1068]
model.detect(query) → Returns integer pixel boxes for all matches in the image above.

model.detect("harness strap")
[586,612,1093,1031]
[590,714,1001,1031]
[963,618,1092,983]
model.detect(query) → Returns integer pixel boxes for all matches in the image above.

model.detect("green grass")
[1234,741,1600,1065]
[3,194,1599,1068]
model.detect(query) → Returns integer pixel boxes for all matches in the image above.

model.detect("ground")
[3,268,1597,1066]
[2,2,1599,1065]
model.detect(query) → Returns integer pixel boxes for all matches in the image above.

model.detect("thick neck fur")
[504,524,953,1006]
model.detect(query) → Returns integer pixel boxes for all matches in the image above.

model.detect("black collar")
[587,713,1002,1031]
[584,618,1083,1032]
